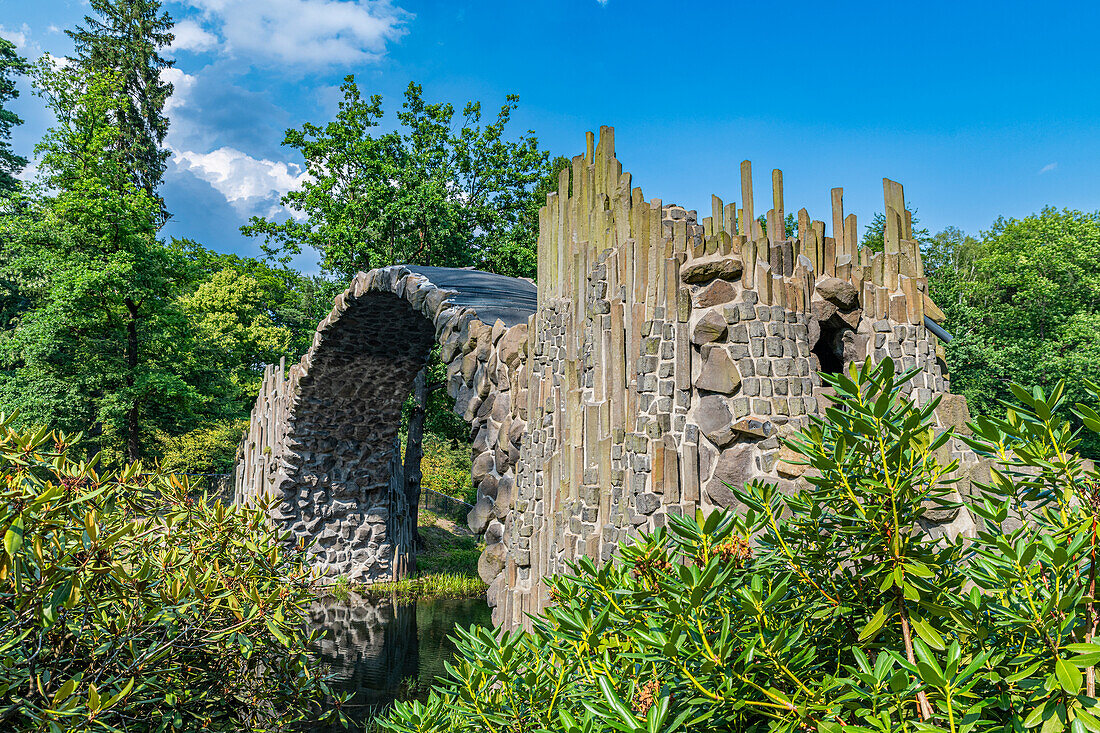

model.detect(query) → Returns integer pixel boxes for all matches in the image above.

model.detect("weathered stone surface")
[693,279,738,308]
[499,324,528,368]
[635,492,661,515]
[703,443,757,508]
[815,277,859,309]
[237,139,977,633]
[695,395,735,447]
[691,310,728,345]
[731,418,773,439]
[695,347,742,394]
[467,496,495,534]
[477,541,507,583]
[935,393,972,435]
[681,256,744,284]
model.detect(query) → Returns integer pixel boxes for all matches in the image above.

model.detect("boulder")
[681,256,744,284]
[477,542,507,583]
[498,324,528,368]
[635,492,661,515]
[815,276,860,309]
[695,347,742,394]
[467,496,494,534]
[703,443,757,508]
[691,310,728,345]
[695,395,736,447]
[693,279,738,308]
[731,418,773,439]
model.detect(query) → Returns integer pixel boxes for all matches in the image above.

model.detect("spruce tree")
[0,35,28,193]
[68,0,174,220]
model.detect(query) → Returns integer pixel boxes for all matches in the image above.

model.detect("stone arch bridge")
[236,127,984,628]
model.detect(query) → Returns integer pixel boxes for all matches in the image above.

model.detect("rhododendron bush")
[380,358,1100,733]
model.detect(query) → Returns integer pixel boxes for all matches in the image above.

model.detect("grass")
[362,510,487,600]
[366,572,487,600]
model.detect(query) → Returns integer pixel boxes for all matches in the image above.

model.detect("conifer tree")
[68,0,174,220]
[0,35,28,193]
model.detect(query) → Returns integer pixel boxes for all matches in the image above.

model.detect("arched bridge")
[237,127,986,628]
[236,265,537,583]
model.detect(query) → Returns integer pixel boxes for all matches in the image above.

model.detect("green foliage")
[367,573,487,601]
[0,33,28,193]
[414,521,482,577]
[67,0,175,213]
[379,358,1100,733]
[0,62,191,462]
[0,414,346,731]
[928,209,1100,457]
[419,434,474,504]
[860,206,932,252]
[153,418,247,475]
[241,77,550,279]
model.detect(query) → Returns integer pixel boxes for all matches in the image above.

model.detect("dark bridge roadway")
[407,266,537,328]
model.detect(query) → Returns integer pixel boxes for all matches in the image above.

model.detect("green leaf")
[1056,658,1082,695]
[859,603,891,641]
[4,514,24,556]
[911,616,946,651]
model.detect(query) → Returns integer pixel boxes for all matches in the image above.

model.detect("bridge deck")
[408,266,537,328]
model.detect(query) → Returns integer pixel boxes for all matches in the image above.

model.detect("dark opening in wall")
[812,320,846,375]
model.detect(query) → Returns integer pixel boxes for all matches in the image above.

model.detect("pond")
[308,592,491,728]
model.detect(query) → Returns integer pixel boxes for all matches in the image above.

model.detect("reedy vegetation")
[380,358,1100,733]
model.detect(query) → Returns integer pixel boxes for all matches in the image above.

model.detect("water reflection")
[308,592,491,726]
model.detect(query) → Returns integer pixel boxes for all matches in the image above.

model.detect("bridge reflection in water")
[308,593,491,725]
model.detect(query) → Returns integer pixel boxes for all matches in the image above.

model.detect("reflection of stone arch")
[235,266,535,582]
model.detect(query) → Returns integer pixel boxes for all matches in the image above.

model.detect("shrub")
[379,358,1100,733]
[0,414,346,731]
[153,418,248,476]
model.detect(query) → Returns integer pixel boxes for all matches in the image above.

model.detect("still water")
[308,593,491,727]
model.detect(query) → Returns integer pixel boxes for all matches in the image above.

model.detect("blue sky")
[3,0,1099,271]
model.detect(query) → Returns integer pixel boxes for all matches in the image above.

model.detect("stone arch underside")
[235,265,536,583]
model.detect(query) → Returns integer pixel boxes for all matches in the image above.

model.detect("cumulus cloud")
[0,23,42,57]
[177,0,409,67]
[1039,162,1057,174]
[170,19,219,52]
[172,147,308,218]
[161,67,199,117]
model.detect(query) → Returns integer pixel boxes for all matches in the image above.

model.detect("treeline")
[1,0,1097,476]
[0,0,563,477]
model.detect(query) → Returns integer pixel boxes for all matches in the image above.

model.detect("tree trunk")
[403,367,429,563]
[124,297,140,462]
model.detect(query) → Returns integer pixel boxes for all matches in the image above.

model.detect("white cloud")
[172,146,308,218]
[0,23,29,49]
[0,23,42,57]
[170,19,219,52]
[1039,162,1057,174]
[177,0,408,66]
[161,67,198,117]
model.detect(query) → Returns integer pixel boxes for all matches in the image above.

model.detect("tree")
[67,0,174,218]
[241,77,549,279]
[243,79,550,558]
[0,418,345,730]
[0,61,192,463]
[931,208,1100,457]
[860,206,932,251]
[0,34,28,193]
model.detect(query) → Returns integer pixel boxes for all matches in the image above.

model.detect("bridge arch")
[235,265,535,583]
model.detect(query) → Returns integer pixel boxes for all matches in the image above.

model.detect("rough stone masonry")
[235,127,989,629]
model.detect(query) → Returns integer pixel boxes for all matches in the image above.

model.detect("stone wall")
[236,126,985,628]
